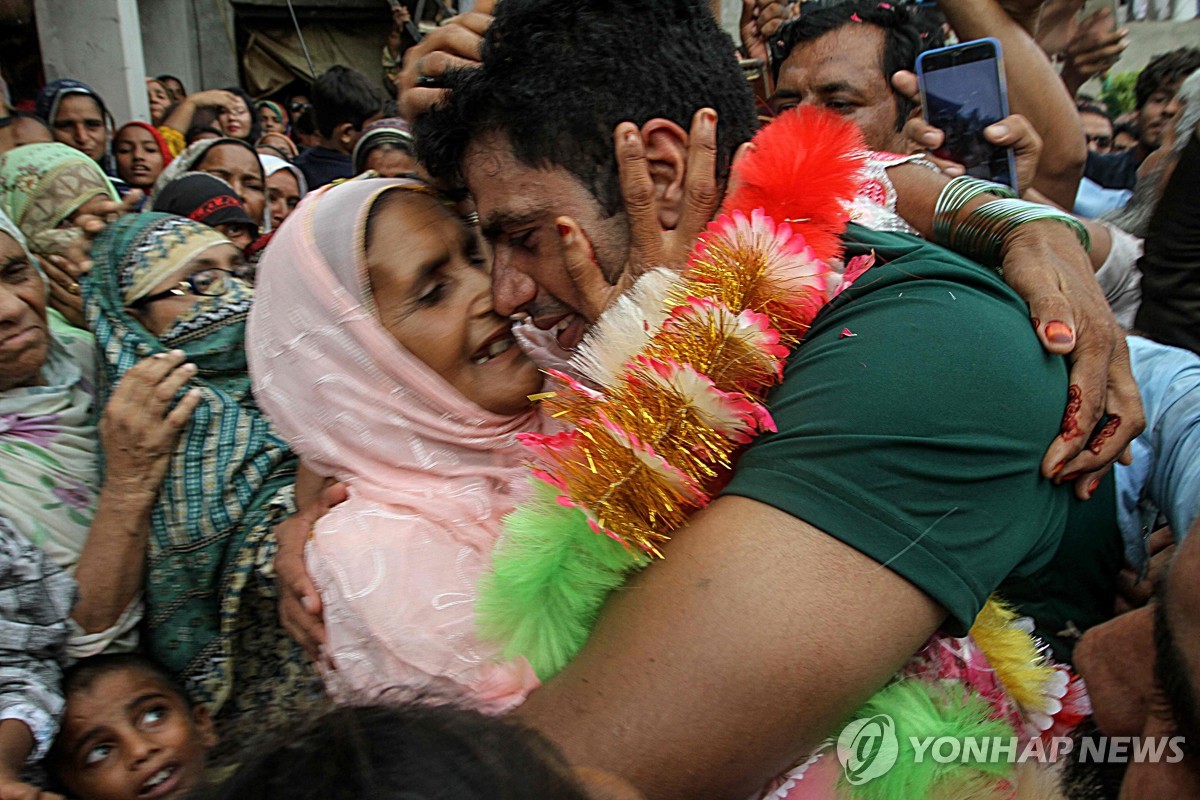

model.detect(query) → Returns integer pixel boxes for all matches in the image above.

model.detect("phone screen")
[918,40,1015,188]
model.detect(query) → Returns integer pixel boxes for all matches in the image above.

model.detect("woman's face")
[146,81,171,125]
[114,127,165,189]
[129,243,246,336]
[266,170,301,229]
[0,233,49,391]
[366,192,542,416]
[215,223,255,252]
[217,98,253,140]
[258,105,285,135]
[364,144,418,178]
[53,94,108,163]
[198,144,265,224]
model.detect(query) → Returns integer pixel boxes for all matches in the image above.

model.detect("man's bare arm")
[517,495,944,800]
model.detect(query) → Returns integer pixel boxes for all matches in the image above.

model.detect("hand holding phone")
[916,38,1018,189]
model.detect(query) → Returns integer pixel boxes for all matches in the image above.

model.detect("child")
[47,654,217,800]
[209,703,643,800]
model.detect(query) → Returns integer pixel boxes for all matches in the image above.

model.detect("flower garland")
[476,108,867,679]
[476,106,1089,798]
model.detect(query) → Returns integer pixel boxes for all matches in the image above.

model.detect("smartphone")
[916,38,1018,189]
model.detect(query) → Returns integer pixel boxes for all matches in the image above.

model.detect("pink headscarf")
[247,178,542,712]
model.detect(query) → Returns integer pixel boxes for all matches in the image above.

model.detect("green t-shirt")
[722,224,1069,635]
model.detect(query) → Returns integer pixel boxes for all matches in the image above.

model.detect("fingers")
[1062,339,1146,496]
[758,1,789,37]
[891,70,919,101]
[725,141,756,203]
[614,122,665,267]
[396,12,490,122]
[556,215,617,322]
[983,115,1041,193]
[317,480,350,515]
[674,108,720,255]
[121,189,144,215]
[165,388,202,428]
[112,350,188,407]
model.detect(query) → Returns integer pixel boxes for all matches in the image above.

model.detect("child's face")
[57,669,217,800]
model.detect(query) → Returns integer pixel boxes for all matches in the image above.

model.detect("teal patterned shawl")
[82,212,297,711]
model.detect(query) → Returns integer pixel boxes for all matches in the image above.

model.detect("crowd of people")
[0,0,1197,797]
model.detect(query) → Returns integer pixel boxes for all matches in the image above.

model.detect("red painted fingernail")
[1044,321,1074,345]
[1030,317,1040,331]
[1088,478,1100,494]
[1061,471,1082,482]
[556,222,573,245]
[1050,459,1068,477]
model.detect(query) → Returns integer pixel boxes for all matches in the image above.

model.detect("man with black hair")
[156,74,187,104]
[1078,101,1115,154]
[401,2,1141,796]
[770,0,1087,210]
[1085,46,1200,191]
[292,65,384,189]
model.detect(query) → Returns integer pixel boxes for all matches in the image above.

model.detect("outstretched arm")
[517,497,944,800]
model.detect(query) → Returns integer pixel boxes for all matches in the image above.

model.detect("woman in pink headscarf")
[247,177,546,713]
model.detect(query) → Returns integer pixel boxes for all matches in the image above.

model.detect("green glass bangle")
[932,176,1017,246]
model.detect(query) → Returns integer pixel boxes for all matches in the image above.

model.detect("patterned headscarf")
[84,212,296,709]
[114,121,175,169]
[255,100,288,135]
[351,117,414,174]
[0,142,119,255]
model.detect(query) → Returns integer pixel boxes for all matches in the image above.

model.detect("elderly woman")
[149,138,269,233]
[154,172,261,253]
[0,208,198,662]
[84,212,321,750]
[0,142,121,327]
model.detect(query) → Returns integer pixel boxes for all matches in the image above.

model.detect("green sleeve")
[721,226,1070,634]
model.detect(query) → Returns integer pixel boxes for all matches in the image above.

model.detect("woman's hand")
[187,89,241,111]
[275,482,348,661]
[100,350,201,501]
[556,108,726,321]
[41,254,86,328]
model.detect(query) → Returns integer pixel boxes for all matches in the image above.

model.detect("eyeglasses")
[128,267,248,308]
[1085,134,1113,149]
[289,102,310,113]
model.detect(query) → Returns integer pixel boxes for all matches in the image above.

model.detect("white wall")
[35,0,151,122]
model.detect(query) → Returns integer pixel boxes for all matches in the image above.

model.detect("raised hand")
[556,108,721,321]
[396,12,492,123]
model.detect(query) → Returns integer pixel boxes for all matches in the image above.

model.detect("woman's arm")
[71,352,200,635]
[161,90,241,137]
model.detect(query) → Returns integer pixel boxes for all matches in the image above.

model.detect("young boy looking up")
[48,654,217,800]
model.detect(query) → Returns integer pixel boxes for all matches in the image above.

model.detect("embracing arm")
[517,496,943,800]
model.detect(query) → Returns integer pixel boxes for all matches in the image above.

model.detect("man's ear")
[639,118,689,230]
[334,122,356,150]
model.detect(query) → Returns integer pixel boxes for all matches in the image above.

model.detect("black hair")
[1113,119,1139,139]
[186,125,225,145]
[61,652,195,707]
[416,0,757,216]
[12,109,52,134]
[770,1,945,132]
[157,74,186,95]
[311,65,384,139]
[206,703,593,800]
[293,105,318,138]
[45,653,196,779]
[1135,47,1200,109]
[1153,592,1200,759]
[222,86,262,141]
[1076,101,1112,122]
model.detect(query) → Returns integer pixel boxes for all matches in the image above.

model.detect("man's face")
[1080,111,1114,154]
[462,130,631,350]
[1137,78,1185,152]
[773,25,908,154]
